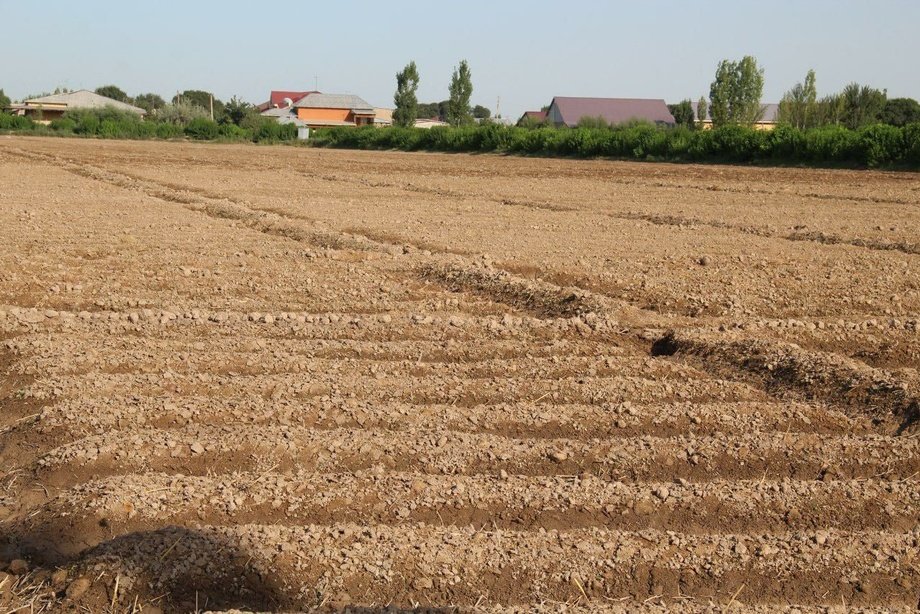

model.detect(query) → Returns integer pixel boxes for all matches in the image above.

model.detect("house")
[414,118,449,129]
[546,97,675,127]
[517,111,547,126]
[690,102,780,130]
[373,107,394,127]
[10,90,146,123]
[256,90,319,112]
[293,93,376,128]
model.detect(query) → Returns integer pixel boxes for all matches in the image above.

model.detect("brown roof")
[550,97,674,127]
[519,111,547,122]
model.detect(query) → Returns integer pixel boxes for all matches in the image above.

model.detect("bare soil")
[0,136,918,612]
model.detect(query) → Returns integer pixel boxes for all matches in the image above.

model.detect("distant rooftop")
[294,93,374,112]
[269,90,318,108]
[518,110,548,123]
[549,97,674,127]
[20,90,146,115]
[690,101,779,123]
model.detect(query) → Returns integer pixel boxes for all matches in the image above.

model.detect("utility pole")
[209,94,214,121]
[496,96,501,119]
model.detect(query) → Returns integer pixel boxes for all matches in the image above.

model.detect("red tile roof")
[269,90,319,108]
[550,97,675,127]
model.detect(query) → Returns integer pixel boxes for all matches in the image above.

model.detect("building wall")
[22,108,66,124]
[296,108,351,122]
[698,120,778,131]
[547,102,564,126]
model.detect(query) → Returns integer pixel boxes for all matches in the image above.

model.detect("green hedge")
[0,106,300,144]
[4,107,918,168]
[310,122,920,168]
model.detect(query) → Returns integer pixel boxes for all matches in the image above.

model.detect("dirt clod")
[65,577,91,600]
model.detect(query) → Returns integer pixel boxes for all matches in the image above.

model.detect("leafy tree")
[447,60,474,126]
[172,90,225,121]
[95,85,131,103]
[393,61,420,127]
[417,101,451,121]
[156,101,210,125]
[472,104,491,119]
[778,69,818,129]
[223,96,253,126]
[696,97,708,129]
[709,56,764,127]
[134,93,166,114]
[416,102,438,119]
[667,99,695,128]
[880,97,920,127]
[839,83,886,129]
[815,94,845,126]
[0,89,10,109]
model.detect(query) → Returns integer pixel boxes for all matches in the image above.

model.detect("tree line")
[0,84,299,143]
[2,83,261,128]
[664,57,920,131]
[392,60,491,127]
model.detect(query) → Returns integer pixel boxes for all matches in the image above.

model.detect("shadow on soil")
[651,331,920,435]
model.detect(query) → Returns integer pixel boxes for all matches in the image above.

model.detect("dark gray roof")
[260,106,310,127]
[550,97,674,126]
[294,93,373,112]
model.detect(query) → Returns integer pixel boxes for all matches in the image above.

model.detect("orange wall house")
[293,93,376,127]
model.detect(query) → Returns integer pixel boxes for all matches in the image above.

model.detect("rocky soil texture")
[0,136,918,612]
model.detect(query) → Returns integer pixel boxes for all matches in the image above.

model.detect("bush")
[765,124,806,160]
[508,127,558,154]
[904,123,920,164]
[665,126,694,158]
[804,126,861,163]
[858,124,904,167]
[50,117,77,133]
[0,114,35,131]
[619,123,669,158]
[239,115,298,143]
[708,125,765,161]
[62,107,148,138]
[156,101,210,125]
[156,122,185,139]
[219,123,249,140]
[184,117,220,140]
[477,123,514,151]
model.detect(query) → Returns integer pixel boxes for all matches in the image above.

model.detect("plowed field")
[0,136,918,612]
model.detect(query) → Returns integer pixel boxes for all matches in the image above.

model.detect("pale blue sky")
[2,0,917,119]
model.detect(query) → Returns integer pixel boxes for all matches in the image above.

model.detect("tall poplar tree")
[393,61,420,127]
[447,60,473,126]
